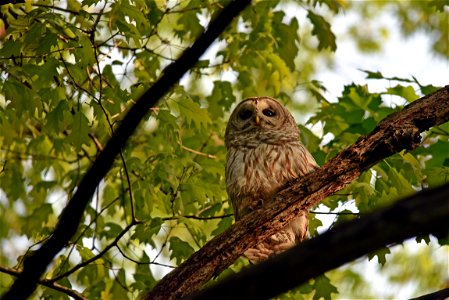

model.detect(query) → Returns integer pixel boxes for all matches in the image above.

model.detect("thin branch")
[54,196,121,277]
[116,245,176,269]
[33,3,104,15]
[152,226,173,265]
[49,221,140,283]
[0,266,87,300]
[310,210,360,216]
[180,144,217,159]
[57,44,99,103]
[0,160,6,174]
[0,47,82,60]
[162,214,232,221]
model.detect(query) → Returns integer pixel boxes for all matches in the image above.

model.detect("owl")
[225,96,318,263]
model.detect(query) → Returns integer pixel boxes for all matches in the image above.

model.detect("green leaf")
[108,269,129,299]
[272,11,299,71]
[172,97,211,128]
[211,215,233,236]
[207,81,236,117]
[415,235,431,244]
[132,218,163,247]
[308,213,323,236]
[100,222,123,239]
[45,101,70,134]
[414,140,449,168]
[307,10,337,51]
[3,78,36,113]
[132,252,157,291]
[67,111,90,151]
[21,203,53,236]
[175,4,204,41]
[368,247,391,265]
[169,236,195,264]
[386,85,419,102]
[77,35,96,67]
[180,183,208,205]
[22,22,46,54]
[361,69,385,79]
[198,203,223,218]
[313,274,338,300]
[77,244,96,261]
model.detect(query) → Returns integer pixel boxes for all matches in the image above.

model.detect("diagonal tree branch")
[145,86,449,299]
[0,266,87,300]
[410,287,449,300]
[188,182,449,299]
[2,1,251,299]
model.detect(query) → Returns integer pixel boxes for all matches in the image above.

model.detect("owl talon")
[269,231,294,245]
[244,244,273,263]
[272,240,295,253]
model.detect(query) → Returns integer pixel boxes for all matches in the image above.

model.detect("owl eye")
[262,108,276,117]
[239,109,252,120]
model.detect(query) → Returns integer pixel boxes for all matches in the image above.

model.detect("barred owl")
[225,96,317,263]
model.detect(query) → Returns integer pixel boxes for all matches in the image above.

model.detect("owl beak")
[255,115,261,125]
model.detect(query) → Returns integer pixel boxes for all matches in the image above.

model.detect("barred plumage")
[225,97,317,263]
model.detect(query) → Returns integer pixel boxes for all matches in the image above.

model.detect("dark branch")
[145,86,449,300]
[189,183,449,299]
[2,1,251,299]
[0,266,86,300]
[409,288,449,300]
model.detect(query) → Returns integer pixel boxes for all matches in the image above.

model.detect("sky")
[318,6,448,100]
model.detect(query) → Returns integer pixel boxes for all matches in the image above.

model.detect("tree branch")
[145,86,449,299]
[188,183,449,299]
[410,287,449,300]
[0,266,86,300]
[2,1,251,299]
[49,221,140,283]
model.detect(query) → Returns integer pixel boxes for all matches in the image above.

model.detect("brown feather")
[225,97,318,263]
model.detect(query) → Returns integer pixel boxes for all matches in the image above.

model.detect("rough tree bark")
[2,1,251,299]
[145,86,449,299]
[188,183,449,299]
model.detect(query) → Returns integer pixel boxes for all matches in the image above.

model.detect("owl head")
[225,97,300,147]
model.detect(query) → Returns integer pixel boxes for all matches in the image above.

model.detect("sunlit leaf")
[313,274,339,300]
[169,236,195,264]
[307,10,337,51]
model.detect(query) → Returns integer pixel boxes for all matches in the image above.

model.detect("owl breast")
[226,141,311,218]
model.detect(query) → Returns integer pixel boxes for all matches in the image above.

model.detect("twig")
[162,214,232,221]
[116,245,176,269]
[310,210,360,216]
[49,220,141,283]
[180,144,217,159]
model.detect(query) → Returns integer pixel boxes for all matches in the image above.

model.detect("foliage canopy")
[0,0,448,299]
